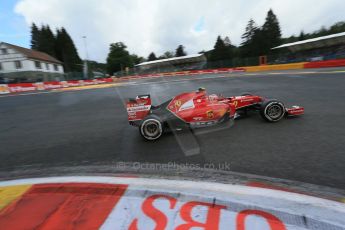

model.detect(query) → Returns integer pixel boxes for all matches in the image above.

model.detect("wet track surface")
[1,70,345,189]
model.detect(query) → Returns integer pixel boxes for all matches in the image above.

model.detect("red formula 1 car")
[126,88,304,140]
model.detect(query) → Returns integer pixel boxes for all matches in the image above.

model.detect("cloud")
[14,0,345,62]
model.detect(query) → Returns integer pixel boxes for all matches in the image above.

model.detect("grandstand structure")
[135,53,207,74]
[271,32,345,63]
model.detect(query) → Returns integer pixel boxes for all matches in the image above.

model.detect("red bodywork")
[165,92,264,123]
[126,92,304,123]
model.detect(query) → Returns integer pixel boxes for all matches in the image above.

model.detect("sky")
[1,0,344,62]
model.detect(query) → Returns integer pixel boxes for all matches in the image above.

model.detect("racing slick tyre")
[260,100,285,122]
[139,115,163,141]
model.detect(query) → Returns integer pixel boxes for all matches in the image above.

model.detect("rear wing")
[126,95,152,122]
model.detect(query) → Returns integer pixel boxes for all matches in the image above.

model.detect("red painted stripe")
[0,183,128,230]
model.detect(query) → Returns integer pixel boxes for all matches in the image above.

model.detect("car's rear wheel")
[139,116,163,141]
[260,100,285,122]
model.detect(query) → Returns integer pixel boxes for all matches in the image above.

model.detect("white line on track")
[0,90,56,98]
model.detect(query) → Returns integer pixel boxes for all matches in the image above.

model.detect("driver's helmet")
[195,87,207,100]
[197,87,206,93]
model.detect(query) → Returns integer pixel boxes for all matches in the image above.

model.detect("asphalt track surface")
[1,68,345,189]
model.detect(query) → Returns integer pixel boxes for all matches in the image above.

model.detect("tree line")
[30,23,83,72]
[282,21,345,43]
[204,9,282,64]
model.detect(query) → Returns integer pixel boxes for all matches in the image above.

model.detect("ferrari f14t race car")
[126,88,304,141]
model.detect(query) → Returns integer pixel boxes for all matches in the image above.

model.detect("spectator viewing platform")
[272,32,345,52]
[135,54,207,73]
[270,32,345,64]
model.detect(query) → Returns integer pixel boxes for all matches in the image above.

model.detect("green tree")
[131,54,145,65]
[30,24,56,57]
[317,26,328,36]
[261,9,282,53]
[240,19,260,57]
[302,21,345,39]
[241,19,257,46]
[38,25,56,57]
[298,31,305,41]
[329,22,345,34]
[30,23,40,50]
[175,45,186,57]
[251,29,266,56]
[209,36,232,61]
[55,28,82,72]
[106,42,133,75]
[30,24,83,73]
[223,36,231,46]
[281,35,298,44]
[147,52,157,61]
[159,51,174,59]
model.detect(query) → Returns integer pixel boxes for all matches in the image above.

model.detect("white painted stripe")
[0,90,56,98]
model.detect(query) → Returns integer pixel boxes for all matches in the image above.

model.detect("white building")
[0,42,64,83]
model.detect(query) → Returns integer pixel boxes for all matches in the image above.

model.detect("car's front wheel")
[139,115,163,141]
[260,100,285,122]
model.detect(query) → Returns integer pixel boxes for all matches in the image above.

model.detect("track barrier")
[243,62,306,72]
[0,78,115,95]
[304,58,345,68]
[2,59,345,95]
